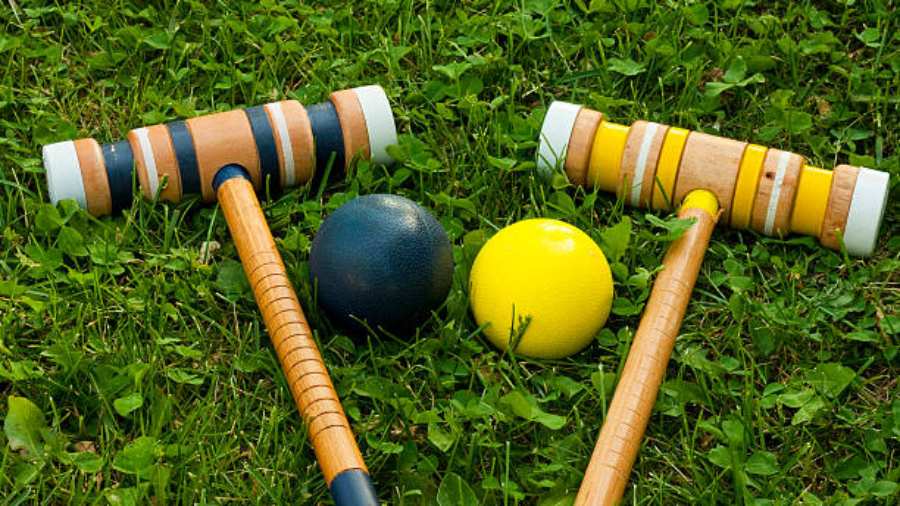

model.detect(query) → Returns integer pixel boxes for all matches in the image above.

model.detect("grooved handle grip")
[217,177,370,488]
[575,206,717,506]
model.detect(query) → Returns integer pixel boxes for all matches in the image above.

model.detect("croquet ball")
[469,219,613,359]
[309,194,454,333]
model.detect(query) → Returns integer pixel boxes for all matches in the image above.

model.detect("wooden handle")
[217,174,378,504]
[575,203,718,506]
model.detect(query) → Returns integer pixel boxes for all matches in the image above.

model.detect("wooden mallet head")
[42,85,398,216]
[537,100,890,257]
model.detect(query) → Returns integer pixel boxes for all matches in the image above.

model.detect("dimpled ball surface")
[309,194,453,333]
[469,218,613,359]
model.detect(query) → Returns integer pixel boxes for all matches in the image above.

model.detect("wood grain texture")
[217,177,368,485]
[565,108,603,186]
[73,138,111,216]
[187,110,261,201]
[618,121,669,208]
[674,131,746,222]
[818,164,859,250]
[330,90,371,170]
[750,149,804,237]
[575,205,718,506]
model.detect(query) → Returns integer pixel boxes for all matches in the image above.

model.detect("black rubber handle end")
[212,164,251,193]
[330,469,379,506]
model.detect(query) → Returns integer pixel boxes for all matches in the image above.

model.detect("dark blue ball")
[309,194,453,333]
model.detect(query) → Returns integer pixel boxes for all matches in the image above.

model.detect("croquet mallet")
[538,101,890,505]
[42,85,398,506]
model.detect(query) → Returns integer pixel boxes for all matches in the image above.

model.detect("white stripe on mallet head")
[264,102,295,188]
[353,85,398,166]
[630,122,659,207]
[763,151,791,236]
[43,141,88,209]
[536,101,582,175]
[133,128,160,199]
[843,167,890,257]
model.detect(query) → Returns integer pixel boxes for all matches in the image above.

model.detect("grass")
[1,0,898,504]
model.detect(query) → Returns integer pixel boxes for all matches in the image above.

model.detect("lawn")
[1,1,898,504]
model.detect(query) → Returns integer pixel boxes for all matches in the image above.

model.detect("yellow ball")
[469,218,614,359]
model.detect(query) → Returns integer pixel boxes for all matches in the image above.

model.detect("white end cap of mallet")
[843,167,890,257]
[536,101,582,176]
[43,141,88,209]
[353,85,398,166]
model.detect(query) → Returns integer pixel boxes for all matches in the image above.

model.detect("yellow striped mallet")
[42,85,397,506]
[537,101,890,505]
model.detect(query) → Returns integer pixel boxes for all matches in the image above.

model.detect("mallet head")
[538,100,890,257]
[42,85,398,216]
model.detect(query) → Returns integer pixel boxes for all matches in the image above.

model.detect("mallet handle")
[217,174,378,505]
[575,203,717,506]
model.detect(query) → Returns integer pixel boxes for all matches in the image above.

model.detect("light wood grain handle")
[217,173,378,505]
[575,203,717,506]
